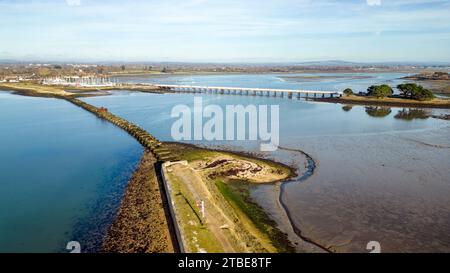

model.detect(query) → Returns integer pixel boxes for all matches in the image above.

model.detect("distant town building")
[43,76,116,87]
[0,76,24,83]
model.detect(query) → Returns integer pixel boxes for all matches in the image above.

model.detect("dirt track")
[169,163,237,252]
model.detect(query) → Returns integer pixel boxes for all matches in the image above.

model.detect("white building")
[43,76,116,87]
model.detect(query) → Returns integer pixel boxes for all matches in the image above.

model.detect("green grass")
[166,172,223,253]
[180,149,217,162]
[215,180,295,253]
[164,143,295,252]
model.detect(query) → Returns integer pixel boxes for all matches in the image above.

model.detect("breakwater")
[64,97,181,252]
[65,97,176,162]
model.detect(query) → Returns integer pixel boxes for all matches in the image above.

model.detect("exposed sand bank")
[0,82,164,98]
[280,125,450,253]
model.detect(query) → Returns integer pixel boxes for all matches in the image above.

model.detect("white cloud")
[66,0,81,6]
[367,0,381,6]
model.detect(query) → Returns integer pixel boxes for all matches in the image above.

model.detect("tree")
[121,65,126,71]
[397,83,416,97]
[411,86,434,101]
[397,83,435,101]
[367,84,393,98]
[343,88,353,96]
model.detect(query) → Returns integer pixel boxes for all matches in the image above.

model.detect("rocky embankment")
[65,97,179,252]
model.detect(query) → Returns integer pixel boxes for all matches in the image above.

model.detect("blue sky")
[0,0,449,62]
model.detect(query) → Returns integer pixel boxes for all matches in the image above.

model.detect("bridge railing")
[154,84,340,95]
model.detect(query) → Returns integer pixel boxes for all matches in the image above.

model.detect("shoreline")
[180,143,330,252]
[102,150,176,252]
[276,146,332,253]
[1,90,304,253]
[161,143,298,252]
[107,69,423,77]
[0,82,168,99]
[314,96,450,109]
[3,81,450,110]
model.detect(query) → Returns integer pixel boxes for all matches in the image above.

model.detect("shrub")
[343,88,353,96]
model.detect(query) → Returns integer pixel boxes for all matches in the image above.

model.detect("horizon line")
[1,59,450,66]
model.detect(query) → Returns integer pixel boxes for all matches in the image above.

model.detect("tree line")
[343,83,434,101]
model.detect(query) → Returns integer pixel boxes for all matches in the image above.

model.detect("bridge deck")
[154,84,340,95]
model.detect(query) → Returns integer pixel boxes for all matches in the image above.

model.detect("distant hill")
[291,60,360,66]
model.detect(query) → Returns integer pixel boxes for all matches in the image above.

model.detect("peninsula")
[0,81,303,253]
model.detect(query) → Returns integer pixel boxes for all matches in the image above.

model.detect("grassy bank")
[164,143,296,253]
[0,82,70,97]
[165,169,225,253]
[0,81,164,98]
[215,180,295,252]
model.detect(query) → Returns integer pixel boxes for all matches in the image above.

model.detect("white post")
[201,200,205,218]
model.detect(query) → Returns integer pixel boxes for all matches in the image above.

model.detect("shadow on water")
[394,108,430,121]
[342,104,431,121]
[341,105,353,112]
[365,106,392,118]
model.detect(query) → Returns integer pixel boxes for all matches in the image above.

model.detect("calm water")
[115,72,412,94]
[0,92,142,253]
[1,72,449,253]
[86,72,450,252]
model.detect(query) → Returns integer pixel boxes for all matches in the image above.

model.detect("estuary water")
[116,72,411,94]
[0,92,142,253]
[1,72,449,253]
[83,72,448,253]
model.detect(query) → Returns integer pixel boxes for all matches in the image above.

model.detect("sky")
[0,0,449,63]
